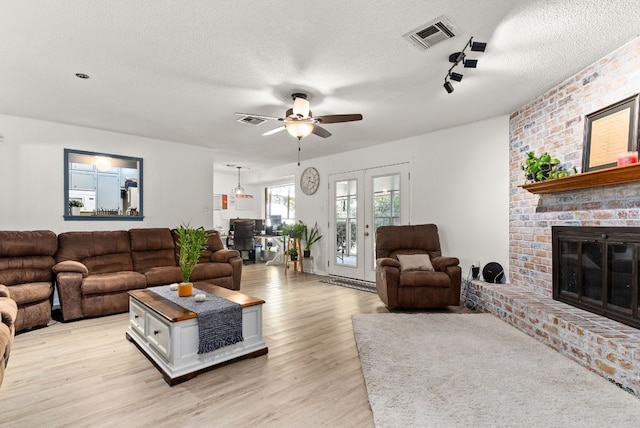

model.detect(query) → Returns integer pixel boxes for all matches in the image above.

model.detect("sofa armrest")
[53,260,89,277]
[431,256,460,271]
[376,257,401,269]
[1,294,18,328]
[211,249,241,263]
[0,284,9,299]
[55,272,85,321]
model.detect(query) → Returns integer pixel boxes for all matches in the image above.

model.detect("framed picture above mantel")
[582,95,639,172]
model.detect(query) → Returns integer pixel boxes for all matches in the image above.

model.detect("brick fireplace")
[467,36,640,396]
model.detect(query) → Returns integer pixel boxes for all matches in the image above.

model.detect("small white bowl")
[169,283,178,291]
[194,293,206,302]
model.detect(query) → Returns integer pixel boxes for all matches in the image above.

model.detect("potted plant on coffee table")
[175,223,209,297]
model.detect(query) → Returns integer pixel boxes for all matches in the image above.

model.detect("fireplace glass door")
[553,226,639,329]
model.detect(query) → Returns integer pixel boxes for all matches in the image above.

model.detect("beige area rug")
[352,313,640,428]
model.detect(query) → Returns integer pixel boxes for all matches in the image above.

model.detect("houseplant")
[68,199,83,215]
[287,222,306,238]
[302,221,323,258]
[287,246,299,261]
[521,151,576,183]
[174,223,209,297]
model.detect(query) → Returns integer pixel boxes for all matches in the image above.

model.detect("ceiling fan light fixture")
[286,122,314,139]
[292,95,310,118]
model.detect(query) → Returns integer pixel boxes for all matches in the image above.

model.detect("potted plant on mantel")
[521,151,577,183]
[302,221,323,258]
[174,223,209,297]
[68,199,83,216]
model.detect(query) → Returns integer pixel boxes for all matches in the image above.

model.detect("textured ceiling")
[1,1,640,172]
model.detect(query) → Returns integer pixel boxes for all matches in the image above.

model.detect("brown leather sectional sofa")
[0,285,18,388]
[0,230,58,332]
[0,228,242,327]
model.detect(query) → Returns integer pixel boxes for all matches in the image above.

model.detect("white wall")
[289,115,510,278]
[3,112,509,280]
[212,169,265,232]
[0,114,214,232]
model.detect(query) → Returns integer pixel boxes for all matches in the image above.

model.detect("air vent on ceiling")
[404,16,457,51]
[237,116,267,126]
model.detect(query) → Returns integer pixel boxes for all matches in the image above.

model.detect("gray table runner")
[149,285,243,354]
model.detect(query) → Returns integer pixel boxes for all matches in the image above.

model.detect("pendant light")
[234,166,244,195]
[95,156,112,172]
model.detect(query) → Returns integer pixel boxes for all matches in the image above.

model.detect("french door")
[328,163,410,282]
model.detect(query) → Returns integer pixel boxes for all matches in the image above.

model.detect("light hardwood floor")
[0,264,391,427]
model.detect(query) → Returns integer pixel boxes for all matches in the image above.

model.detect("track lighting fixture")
[449,71,463,82]
[443,36,487,93]
[470,41,487,52]
[443,80,454,93]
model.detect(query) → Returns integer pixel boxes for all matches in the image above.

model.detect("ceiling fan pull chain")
[298,139,301,166]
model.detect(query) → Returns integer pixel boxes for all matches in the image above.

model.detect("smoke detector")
[404,16,458,51]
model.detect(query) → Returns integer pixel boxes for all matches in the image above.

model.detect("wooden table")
[126,282,268,386]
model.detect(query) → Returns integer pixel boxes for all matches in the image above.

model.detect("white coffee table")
[126,282,268,385]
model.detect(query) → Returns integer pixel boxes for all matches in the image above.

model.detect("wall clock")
[300,167,320,195]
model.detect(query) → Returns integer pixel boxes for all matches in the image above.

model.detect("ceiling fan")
[235,93,363,140]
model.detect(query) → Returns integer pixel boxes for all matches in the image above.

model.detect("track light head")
[470,41,487,52]
[443,80,454,94]
[448,52,465,64]
[449,72,463,82]
[463,59,478,68]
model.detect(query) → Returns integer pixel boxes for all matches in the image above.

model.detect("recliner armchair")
[375,224,461,309]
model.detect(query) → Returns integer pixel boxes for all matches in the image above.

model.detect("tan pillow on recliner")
[397,254,434,271]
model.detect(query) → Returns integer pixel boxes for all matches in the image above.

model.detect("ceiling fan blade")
[311,125,332,138]
[235,112,285,121]
[262,126,286,136]
[314,114,363,124]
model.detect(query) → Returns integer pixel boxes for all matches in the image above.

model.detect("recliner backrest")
[56,231,133,275]
[0,230,57,286]
[129,228,177,271]
[375,224,442,260]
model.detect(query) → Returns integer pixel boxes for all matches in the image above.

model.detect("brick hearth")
[464,279,640,396]
[482,36,640,396]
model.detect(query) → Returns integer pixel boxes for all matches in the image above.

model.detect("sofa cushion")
[190,262,233,281]
[397,254,434,271]
[81,271,146,295]
[0,230,57,258]
[0,255,55,286]
[56,231,134,274]
[4,282,52,306]
[143,266,183,287]
[399,271,451,287]
[129,228,178,271]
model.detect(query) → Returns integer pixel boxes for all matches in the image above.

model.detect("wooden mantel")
[520,162,640,194]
